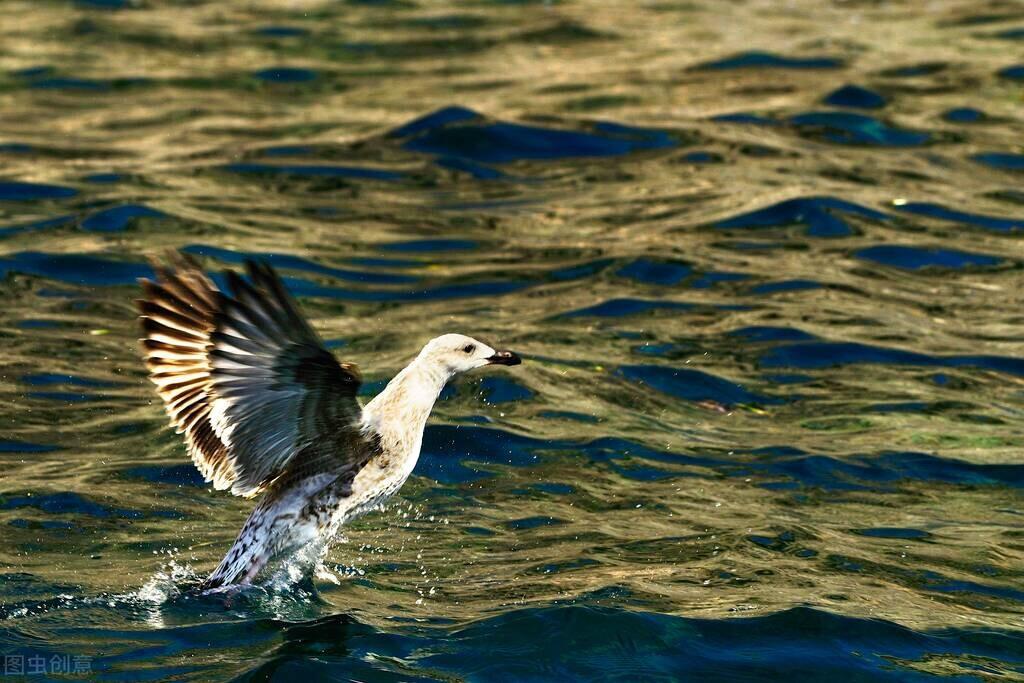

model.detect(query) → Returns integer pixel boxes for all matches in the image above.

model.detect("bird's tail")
[201,494,322,590]
[202,505,276,589]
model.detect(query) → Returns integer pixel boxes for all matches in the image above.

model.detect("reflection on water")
[1,0,1024,679]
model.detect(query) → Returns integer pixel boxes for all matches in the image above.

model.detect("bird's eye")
[462,344,475,354]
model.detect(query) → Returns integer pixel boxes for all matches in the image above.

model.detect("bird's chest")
[331,447,417,525]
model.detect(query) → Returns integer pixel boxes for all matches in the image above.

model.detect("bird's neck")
[362,357,449,460]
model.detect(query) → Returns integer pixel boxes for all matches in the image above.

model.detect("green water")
[1,1,1023,680]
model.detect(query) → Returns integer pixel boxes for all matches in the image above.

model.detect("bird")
[135,253,521,589]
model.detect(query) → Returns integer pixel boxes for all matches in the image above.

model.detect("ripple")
[618,365,782,406]
[822,84,887,109]
[504,516,565,530]
[0,251,153,285]
[387,105,479,138]
[8,519,78,531]
[679,150,722,163]
[729,326,817,343]
[418,425,1024,490]
[0,440,59,453]
[711,112,776,126]
[20,373,119,388]
[222,162,403,181]
[282,274,529,303]
[762,373,813,385]
[394,106,675,163]
[81,204,166,233]
[15,318,66,328]
[997,65,1024,80]
[631,342,686,357]
[182,244,418,285]
[714,196,888,237]
[29,77,109,91]
[0,181,77,201]
[559,298,696,317]
[82,173,123,184]
[758,341,929,370]
[404,14,490,30]
[26,391,112,403]
[532,557,599,574]
[0,214,76,238]
[533,482,576,495]
[854,527,932,540]
[750,279,822,295]
[973,152,1024,171]
[0,492,143,519]
[694,51,843,70]
[691,271,749,288]
[418,429,716,484]
[517,20,609,44]
[825,555,1024,604]
[254,26,310,38]
[788,112,932,146]
[252,67,318,83]
[878,62,947,78]
[22,74,149,91]
[854,244,1003,270]
[417,425,558,483]
[751,449,1024,490]
[746,530,814,555]
[75,0,129,8]
[54,603,1017,681]
[425,606,1023,680]
[759,341,1024,377]
[942,107,987,123]
[538,410,600,424]
[615,258,692,285]
[121,465,206,487]
[474,376,534,404]
[378,238,478,252]
[994,28,1024,40]
[893,201,1023,232]
[550,258,614,281]
[258,145,314,157]
[868,401,947,414]
[435,156,506,179]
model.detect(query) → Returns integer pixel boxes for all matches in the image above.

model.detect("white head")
[417,333,521,377]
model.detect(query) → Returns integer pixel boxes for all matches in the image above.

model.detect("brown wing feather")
[137,254,362,498]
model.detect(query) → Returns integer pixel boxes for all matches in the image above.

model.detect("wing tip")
[137,251,356,502]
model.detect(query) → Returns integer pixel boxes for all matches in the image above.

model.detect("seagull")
[136,254,521,589]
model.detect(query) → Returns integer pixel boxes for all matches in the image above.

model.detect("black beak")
[487,350,521,366]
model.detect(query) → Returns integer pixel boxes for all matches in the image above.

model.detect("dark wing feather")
[137,254,362,498]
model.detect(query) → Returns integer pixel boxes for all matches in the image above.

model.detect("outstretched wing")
[137,254,362,498]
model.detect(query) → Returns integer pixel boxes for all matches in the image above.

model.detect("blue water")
[2,1,1024,680]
